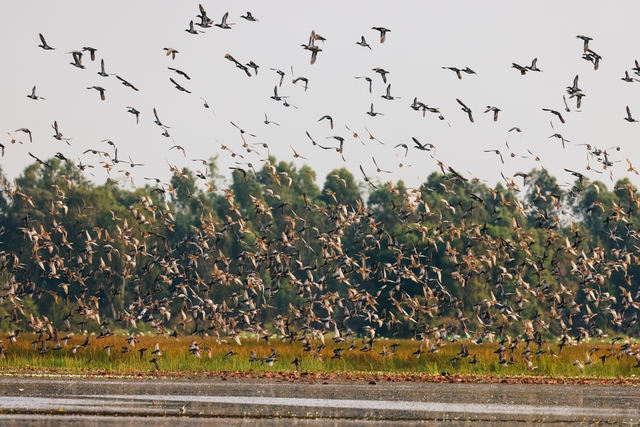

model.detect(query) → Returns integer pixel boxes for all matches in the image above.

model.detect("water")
[0,377,639,425]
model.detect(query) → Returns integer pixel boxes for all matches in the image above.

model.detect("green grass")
[1,333,638,380]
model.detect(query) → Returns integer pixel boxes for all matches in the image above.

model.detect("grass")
[1,333,639,382]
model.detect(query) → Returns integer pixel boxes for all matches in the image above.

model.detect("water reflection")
[0,377,639,425]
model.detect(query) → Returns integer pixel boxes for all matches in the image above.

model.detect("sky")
[2,1,640,194]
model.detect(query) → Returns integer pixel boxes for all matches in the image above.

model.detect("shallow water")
[0,377,639,425]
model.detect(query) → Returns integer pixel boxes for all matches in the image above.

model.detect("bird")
[97,59,112,77]
[354,76,373,93]
[14,128,32,143]
[168,67,191,80]
[526,58,542,72]
[367,103,383,117]
[381,84,398,100]
[484,149,504,164]
[356,36,371,49]
[456,99,474,122]
[27,86,45,100]
[442,67,462,79]
[240,12,258,22]
[68,51,84,69]
[169,78,191,93]
[185,20,203,34]
[127,107,140,124]
[247,61,260,75]
[82,47,97,61]
[150,358,160,371]
[576,35,592,53]
[542,108,565,124]
[116,75,139,91]
[511,63,528,75]
[153,108,168,127]
[622,70,638,83]
[264,113,280,126]
[86,86,106,101]
[163,48,179,60]
[318,115,334,129]
[372,68,389,83]
[484,106,501,121]
[372,157,391,173]
[290,146,308,160]
[38,33,55,50]
[625,106,638,122]
[215,12,234,29]
[372,27,390,43]
[359,165,377,189]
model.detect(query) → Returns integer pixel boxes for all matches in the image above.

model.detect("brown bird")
[372,27,390,43]
[457,99,474,122]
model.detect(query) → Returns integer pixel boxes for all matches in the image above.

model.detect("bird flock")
[3,4,640,375]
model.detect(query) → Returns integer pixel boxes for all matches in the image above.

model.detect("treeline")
[0,157,638,340]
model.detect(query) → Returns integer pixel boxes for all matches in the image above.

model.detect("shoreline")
[1,368,638,386]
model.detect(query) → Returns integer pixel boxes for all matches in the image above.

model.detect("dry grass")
[1,333,638,380]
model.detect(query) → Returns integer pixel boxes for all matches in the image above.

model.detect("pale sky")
[2,1,640,193]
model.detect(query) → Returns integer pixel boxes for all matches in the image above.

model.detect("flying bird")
[116,75,139,91]
[169,77,191,93]
[457,98,474,122]
[372,27,390,43]
[38,33,55,50]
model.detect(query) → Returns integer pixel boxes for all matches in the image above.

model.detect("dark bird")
[576,35,592,53]
[355,76,373,93]
[247,61,260,75]
[318,115,334,129]
[625,106,638,123]
[169,77,191,93]
[582,49,601,70]
[621,70,638,83]
[153,108,168,127]
[82,47,97,61]
[97,59,112,77]
[86,86,106,101]
[27,86,45,100]
[381,83,398,100]
[442,67,462,79]
[68,51,84,69]
[526,58,542,72]
[542,108,565,124]
[511,63,528,75]
[412,137,435,152]
[185,20,203,34]
[457,98,474,122]
[356,36,371,49]
[367,103,383,117]
[116,75,139,91]
[38,33,55,50]
[215,12,234,29]
[372,68,389,83]
[168,67,191,80]
[484,106,501,121]
[462,67,477,76]
[270,68,286,87]
[127,106,140,124]
[240,12,258,22]
[359,165,377,189]
[150,358,160,371]
[28,152,51,168]
[14,128,32,143]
